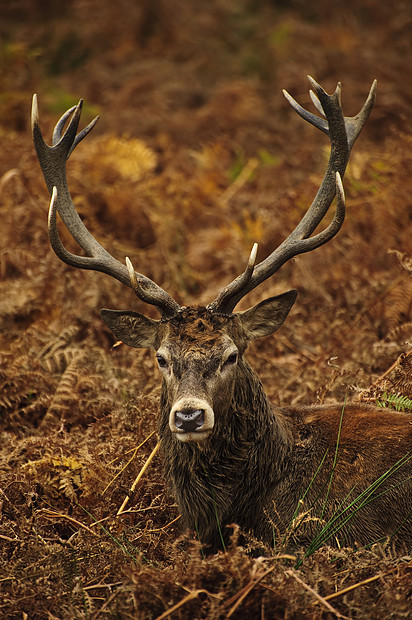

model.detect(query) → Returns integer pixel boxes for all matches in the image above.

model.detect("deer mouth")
[175,429,212,443]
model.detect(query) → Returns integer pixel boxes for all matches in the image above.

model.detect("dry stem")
[117,441,161,515]
[286,569,348,619]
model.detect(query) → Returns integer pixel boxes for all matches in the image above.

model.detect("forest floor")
[1,1,411,618]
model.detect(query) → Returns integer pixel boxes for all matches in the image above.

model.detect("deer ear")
[237,290,297,340]
[100,309,159,349]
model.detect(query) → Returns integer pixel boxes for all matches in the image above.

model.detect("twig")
[106,431,156,466]
[154,589,211,620]
[83,581,123,591]
[91,590,121,620]
[224,566,275,618]
[285,569,348,619]
[0,534,21,542]
[223,555,296,615]
[37,508,97,536]
[117,441,161,515]
[102,431,156,494]
[324,574,380,601]
[145,514,181,532]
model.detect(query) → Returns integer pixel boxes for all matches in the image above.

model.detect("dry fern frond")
[389,250,412,274]
[103,135,157,180]
[386,322,412,347]
[358,350,412,403]
[390,351,412,397]
[10,320,62,356]
[78,134,157,184]
[0,365,56,426]
[42,350,93,427]
[41,347,120,429]
[22,454,88,501]
[382,279,412,335]
[36,323,83,360]
[39,346,82,375]
[29,322,87,375]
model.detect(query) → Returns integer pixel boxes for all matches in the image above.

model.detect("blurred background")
[1,0,411,399]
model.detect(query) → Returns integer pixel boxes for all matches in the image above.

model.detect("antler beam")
[32,96,181,319]
[208,76,377,314]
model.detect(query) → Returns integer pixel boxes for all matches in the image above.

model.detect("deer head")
[32,77,377,443]
[101,293,296,441]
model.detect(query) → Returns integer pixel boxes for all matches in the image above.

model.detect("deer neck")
[158,357,292,546]
[158,358,292,479]
[232,358,290,443]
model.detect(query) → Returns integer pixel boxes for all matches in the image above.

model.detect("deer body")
[163,399,412,550]
[32,77,412,551]
[129,306,412,550]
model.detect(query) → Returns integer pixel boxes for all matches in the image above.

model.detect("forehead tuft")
[167,307,234,349]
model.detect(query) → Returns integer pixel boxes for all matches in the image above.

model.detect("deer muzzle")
[169,398,214,442]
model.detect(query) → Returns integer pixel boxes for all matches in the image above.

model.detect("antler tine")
[210,77,376,314]
[125,256,178,310]
[52,105,77,146]
[33,95,181,319]
[52,102,100,156]
[207,244,258,313]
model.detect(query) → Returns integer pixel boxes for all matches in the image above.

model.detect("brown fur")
[137,308,412,552]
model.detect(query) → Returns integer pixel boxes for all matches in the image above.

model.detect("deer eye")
[223,352,238,367]
[156,354,168,368]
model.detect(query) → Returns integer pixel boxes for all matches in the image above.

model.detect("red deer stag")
[32,77,412,552]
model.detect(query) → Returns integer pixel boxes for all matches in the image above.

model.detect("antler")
[208,76,377,314]
[32,96,181,319]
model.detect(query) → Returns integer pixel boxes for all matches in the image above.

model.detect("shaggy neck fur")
[158,356,292,549]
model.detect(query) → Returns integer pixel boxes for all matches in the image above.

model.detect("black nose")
[174,408,205,433]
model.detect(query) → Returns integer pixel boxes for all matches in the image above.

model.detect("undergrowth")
[1,0,412,618]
